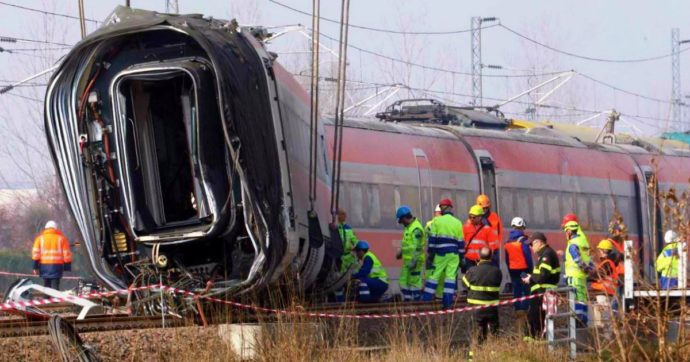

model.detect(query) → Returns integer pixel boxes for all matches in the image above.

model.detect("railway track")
[0,315,189,338]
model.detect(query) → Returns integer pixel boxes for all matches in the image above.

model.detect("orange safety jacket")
[608,238,625,276]
[463,222,499,262]
[505,237,529,270]
[591,259,619,296]
[32,229,72,265]
[484,212,503,243]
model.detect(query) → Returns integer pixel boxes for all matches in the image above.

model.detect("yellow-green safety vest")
[565,233,590,278]
[402,218,426,263]
[364,251,388,283]
[656,242,679,278]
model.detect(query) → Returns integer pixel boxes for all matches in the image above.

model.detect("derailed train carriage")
[46,7,690,299]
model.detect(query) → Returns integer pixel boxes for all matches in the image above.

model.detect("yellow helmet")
[597,239,613,251]
[469,205,485,216]
[563,220,579,231]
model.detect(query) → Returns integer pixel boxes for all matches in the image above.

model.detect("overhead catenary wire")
[0,1,99,23]
[498,23,690,64]
[269,0,499,35]
[0,35,72,47]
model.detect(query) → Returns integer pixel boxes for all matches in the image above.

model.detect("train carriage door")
[413,148,433,222]
[641,166,663,281]
[474,150,498,208]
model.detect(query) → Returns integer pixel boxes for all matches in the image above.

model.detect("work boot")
[514,310,528,336]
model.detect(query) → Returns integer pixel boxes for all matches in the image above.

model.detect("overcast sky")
[0,0,688,188]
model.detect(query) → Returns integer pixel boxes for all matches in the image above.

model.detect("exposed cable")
[577,73,673,105]
[0,35,72,47]
[0,1,98,23]
[499,24,690,64]
[270,0,498,35]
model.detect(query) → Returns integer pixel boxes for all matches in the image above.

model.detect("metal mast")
[672,28,681,131]
[471,17,482,106]
[165,0,179,14]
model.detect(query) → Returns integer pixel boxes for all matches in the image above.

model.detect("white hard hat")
[434,204,441,213]
[45,220,58,230]
[511,217,526,228]
[664,230,679,244]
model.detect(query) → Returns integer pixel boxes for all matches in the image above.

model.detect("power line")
[0,1,98,23]
[577,73,673,105]
[0,35,72,47]
[270,0,499,35]
[316,31,566,78]
[0,46,72,52]
[499,24,690,64]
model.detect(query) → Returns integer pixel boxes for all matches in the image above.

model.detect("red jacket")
[463,222,499,262]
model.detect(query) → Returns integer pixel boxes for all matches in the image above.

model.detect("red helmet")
[439,198,454,208]
[561,213,578,227]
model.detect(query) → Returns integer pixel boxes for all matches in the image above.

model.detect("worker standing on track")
[396,206,426,301]
[462,247,502,344]
[563,219,592,327]
[422,198,464,309]
[425,204,444,300]
[351,241,389,303]
[464,205,499,270]
[521,232,560,339]
[504,217,532,319]
[32,221,72,290]
[476,194,503,244]
[334,208,359,302]
[656,230,681,290]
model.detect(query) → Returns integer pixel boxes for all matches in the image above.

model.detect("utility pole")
[470,16,497,107]
[77,0,86,39]
[672,28,681,131]
[165,0,179,14]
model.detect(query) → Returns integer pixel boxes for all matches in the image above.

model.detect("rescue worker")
[604,222,626,279]
[422,198,464,309]
[31,221,72,290]
[476,194,503,243]
[504,217,532,315]
[425,204,444,300]
[656,230,681,290]
[396,206,425,301]
[462,247,502,344]
[521,232,560,339]
[563,219,592,326]
[591,239,622,299]
[464,205,499,269]
[333,208,359,302]
[351,241,389,303]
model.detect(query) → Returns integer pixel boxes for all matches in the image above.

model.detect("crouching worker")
[351,241,389,303]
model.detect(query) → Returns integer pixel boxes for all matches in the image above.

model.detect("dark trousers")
[527,295,545,338]
[43,278,60,290]
[473,306,499,343]
[509,269,530,311]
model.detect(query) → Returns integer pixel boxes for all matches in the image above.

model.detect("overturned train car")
[45,7,336,294]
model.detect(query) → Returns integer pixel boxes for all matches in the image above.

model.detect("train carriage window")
[576,195,590,229]
[590,196,604,231]
[455,190,472,218]
[562,193,576,216]
[367,184,381,227]
[616,196,637,235]
[546,192,561,226]
[394,186,401,210]
[531,191,546,228]
[349,183,365,227]
[401,186,420,220]
[500,189,515,226]
[339,182,351,221]
[516,190,530,225]
[379,184,397,229]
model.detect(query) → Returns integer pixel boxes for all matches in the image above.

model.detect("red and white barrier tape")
[0,282,545,320]
[0,271,81,280]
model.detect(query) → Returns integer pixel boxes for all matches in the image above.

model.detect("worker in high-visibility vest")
[351,241,389,303]
[464,205,499,269]
[591,239,622,297]
[333,208,359,302]
[396,205,426,301]
[521,232,560,339]
[504,217,533,316]
[422,198,464,309]
[31,221,72,290]
[476,194,503,243]
[425,204,444,300]
[563,219,592,326]
[462,247,502,344]
[656,230,682,290]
